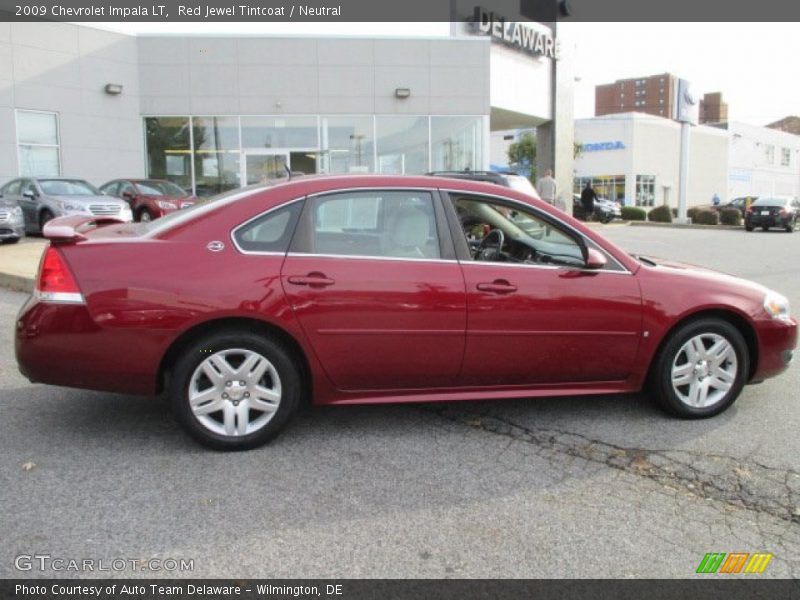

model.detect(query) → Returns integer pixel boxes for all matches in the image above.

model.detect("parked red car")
[99,179,197,222]
[16,176,797,450]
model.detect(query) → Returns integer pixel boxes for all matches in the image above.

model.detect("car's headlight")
[11,206,23,219]
[120,206,133,221]
[60,201,87,212]
[157,200,177,210]
[764,291,791,322]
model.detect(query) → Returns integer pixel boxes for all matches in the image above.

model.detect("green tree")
[507,132,536,183]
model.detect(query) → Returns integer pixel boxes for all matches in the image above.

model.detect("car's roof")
[252,173,540,200]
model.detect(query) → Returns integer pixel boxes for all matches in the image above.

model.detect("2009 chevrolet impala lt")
[15,175,797,450]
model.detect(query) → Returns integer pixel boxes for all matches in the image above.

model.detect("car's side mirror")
[22,190,36,199]
[122,191,134,199]
[585,247,607,270]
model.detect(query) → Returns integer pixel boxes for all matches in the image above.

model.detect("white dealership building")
[0,19,575,200]
[573,112,800,207]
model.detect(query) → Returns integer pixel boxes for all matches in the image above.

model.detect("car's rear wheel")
[169,331,301,450]
[786,217,796,233]
[650,318,748,418]
[744,224,754,232]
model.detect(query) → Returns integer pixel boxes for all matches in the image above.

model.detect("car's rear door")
[281,188,466,391]
[443,190,643,386]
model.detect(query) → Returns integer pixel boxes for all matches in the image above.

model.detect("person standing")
[712,192,721,206]
[580,181,598,220]
[536,169,557,207]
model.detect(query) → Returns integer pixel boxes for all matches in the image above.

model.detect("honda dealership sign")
[674,78,699,125]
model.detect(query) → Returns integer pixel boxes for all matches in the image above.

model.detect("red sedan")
[99,179,197,222]
[16,176,797,450]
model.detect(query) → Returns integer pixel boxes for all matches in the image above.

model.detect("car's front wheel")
[169,331,302,450]
[650,318,749,418]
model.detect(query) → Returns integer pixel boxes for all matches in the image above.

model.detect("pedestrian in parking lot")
[580,181,598,220]
[536,169,557,207]
[712,192,721,206]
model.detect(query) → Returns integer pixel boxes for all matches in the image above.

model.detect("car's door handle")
[476,280,517,294]
[287,272,335,288]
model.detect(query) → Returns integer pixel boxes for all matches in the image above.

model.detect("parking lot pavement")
[1,227,799,579]
[0,237,46,292]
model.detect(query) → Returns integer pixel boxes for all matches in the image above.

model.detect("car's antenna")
[284,164,292,181]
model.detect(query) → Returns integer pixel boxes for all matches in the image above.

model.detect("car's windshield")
[752,197,788,207]
[136,181,188,197]
[39,179,99,196]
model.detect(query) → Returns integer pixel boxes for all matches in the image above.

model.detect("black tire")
[2,237,20,244]
[786,218,796,233]
[762,225,769,231]
[169,330,302,450]
[137,208,154,223]
[744,224,754,232]
[649,317,749,419]
[39,210,54,231]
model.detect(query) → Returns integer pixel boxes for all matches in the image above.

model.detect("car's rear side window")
[293,190,441,260]
[233,201,304,253]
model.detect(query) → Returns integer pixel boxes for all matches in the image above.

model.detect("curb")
[0,271,34,293]
[628,221,742,231]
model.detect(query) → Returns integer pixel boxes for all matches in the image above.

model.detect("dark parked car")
[100,179,197,222]
[0,177,132,234]
[714,196,752,215]
[744,196,799,232]
[15,175,797,450]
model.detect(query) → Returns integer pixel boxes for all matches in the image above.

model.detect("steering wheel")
[476,228,505,261]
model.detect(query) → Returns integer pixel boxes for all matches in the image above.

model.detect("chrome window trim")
[440,188,632,275]
[286,252,459,265]
[230,196,306,256]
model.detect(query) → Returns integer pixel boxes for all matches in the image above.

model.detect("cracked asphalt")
[0,225,798,578]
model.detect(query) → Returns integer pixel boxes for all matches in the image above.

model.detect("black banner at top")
[1,0,800,21]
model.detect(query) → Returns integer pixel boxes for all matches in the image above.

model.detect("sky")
[77,22,799,127]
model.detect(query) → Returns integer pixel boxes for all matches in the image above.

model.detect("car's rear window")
[752,197,789,207]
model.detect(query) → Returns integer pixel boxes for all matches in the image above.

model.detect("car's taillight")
[779,208,787,215]
[35,246,84,304]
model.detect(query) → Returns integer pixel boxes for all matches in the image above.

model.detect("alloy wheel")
[670,333,738,408]
[188,348,282,437]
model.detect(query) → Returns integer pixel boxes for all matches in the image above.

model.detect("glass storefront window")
[17,110,60,176]
[241,116,318,150]
[145,114,485,193]
[144,117,192,192]
[193,116,241,197]
[375,116,429,175]
[635,175,656,207]
[320,116,375,174]
[574,175,626,203]
[431,116,483,171]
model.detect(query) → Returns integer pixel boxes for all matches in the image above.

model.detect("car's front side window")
[296,190,441,260]
[450,194,586,268]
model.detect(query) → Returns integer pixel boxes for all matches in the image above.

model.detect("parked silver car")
[0,177,133,234]
[0,193,25,244]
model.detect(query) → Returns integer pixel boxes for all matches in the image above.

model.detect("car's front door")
[281,189,466,391]
[445,192,643,386]
[17,179,38,230]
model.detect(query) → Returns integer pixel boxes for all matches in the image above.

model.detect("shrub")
[686,207,702,222]
[691,209,719,225]
[621,206,647,221]
[648,204,673,223]
[719,207,742,226]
